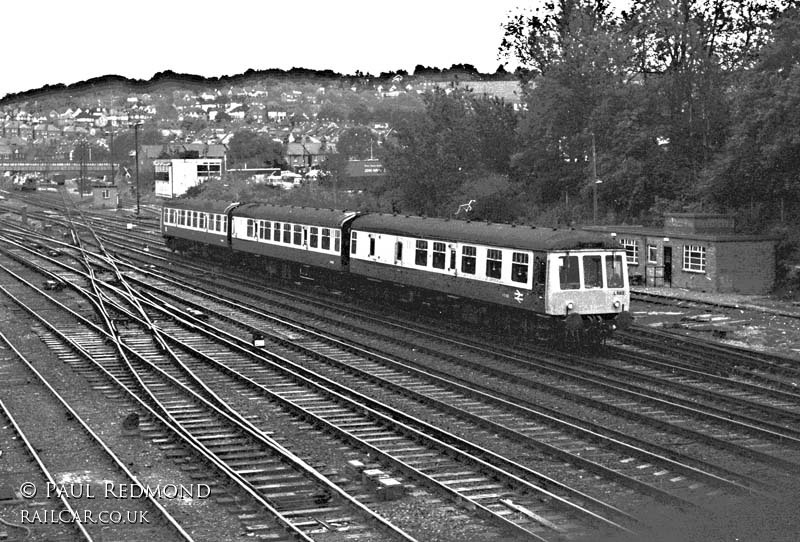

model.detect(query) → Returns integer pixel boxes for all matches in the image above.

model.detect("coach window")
[559,256,580,290]
[486,249,502,279]
[272,221,280,241]
[283,223,291,243]
[395,241,403,262]
[583,255,603,288]
[369,237,376,257]
[259,221,270,240]
[222,216,228,234]
[349,231,357,254]
[461,246,476,274]
[334,230,341,252]
[606,255,625,287]
[512,252,529,283]
[322,228,331,250]
[432,242,446,269]
[192,212,198,228]
[293,225,302,245]
[310,227,318,248]
[415,240,428,266]
[246,219,255,238]
[199,213,207,229]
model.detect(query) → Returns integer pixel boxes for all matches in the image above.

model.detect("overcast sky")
[3,0,545,99]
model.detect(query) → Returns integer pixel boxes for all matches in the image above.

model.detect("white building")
[154,158,223,198]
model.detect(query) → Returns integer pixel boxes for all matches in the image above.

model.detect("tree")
[228,129,285,168]
[500,0,787,222]
[701,6,800,221]
[381,88,517,216]
[337,125,378,159]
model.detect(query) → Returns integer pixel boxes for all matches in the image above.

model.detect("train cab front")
[546,250,632,344]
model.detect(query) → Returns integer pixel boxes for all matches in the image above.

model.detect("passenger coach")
[348,214,631,331]
[162,199,232,251]
[230,203,358,276]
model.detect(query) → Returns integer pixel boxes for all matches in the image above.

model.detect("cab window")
[559,256,580,290]
[606,255,625,288]
[583,255,603,288]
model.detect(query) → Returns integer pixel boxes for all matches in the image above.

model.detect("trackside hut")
[584,213,777,294]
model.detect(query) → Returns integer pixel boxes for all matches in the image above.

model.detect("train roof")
[162,199,233,213]
[351,214,619,251]
[234,203,358,228]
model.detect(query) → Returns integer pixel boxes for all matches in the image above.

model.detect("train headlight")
[613,301,621,308]
[566,302,574,311]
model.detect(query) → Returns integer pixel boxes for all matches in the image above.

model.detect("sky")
[3,0,544,99]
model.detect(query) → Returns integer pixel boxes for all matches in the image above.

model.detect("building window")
[415,240,428,266]
[647,244,658,264]
[461,246,476,274]
[310,227,318,248]
[102,189,110,199]
[683,245,706,273]
[432,242,446,269]
[512,252,529,283]
[619,238,639,265]
[486,249,502,279]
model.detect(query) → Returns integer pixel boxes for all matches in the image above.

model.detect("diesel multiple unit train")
[161,199,632,342]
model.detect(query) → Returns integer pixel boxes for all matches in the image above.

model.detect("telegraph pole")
[592,132,599,224]
[105,129,115,184]
[130,121,143,215]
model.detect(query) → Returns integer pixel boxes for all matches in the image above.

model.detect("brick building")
[91,182,118,209]
[585,213,778,294]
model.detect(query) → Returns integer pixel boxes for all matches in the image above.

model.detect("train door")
[663,246,672,286]
[446,244,458,276]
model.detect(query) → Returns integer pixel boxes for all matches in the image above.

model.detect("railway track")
[0,331,194,542]
[3,195,800,538]
[0,268,424,542]
[0,232,776,508]
[0,233,633,541]
[72,236,800,482]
